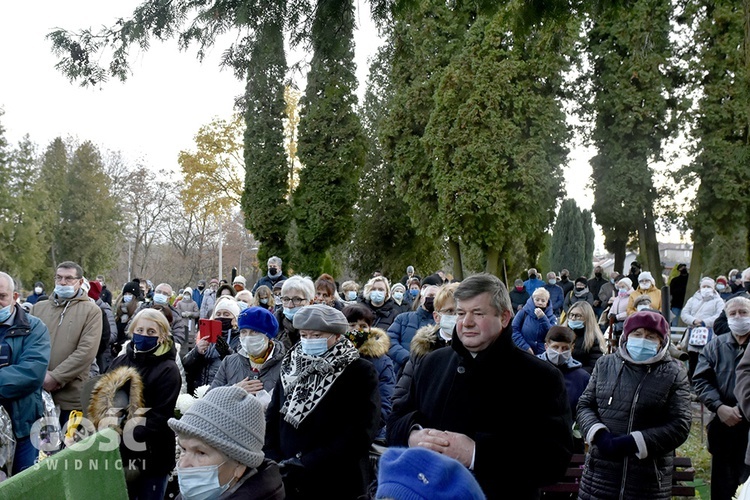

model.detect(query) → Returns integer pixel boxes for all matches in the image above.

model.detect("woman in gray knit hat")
[169,385,284,499]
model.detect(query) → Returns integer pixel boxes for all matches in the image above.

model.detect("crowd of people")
[1,257,750,499]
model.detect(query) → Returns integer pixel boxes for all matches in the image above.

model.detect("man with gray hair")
[252,256,288,294]
[0,272,50,473]
[138,282,187,347]
[388,273,573,499]
[714,267,750,335]
[32,261,102,429]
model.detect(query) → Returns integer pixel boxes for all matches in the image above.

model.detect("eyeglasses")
[281,296,307,306]
[54,275,80,284]
[568,313,584,320]
[438,308,456,315]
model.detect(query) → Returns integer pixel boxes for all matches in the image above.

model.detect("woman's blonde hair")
[434,283,460,313]
[252,285,274,309]
[363,276,391,300]
[127,308,171,343]
[566,301,606,352]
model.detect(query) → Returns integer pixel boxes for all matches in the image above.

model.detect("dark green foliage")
[292,0,367,276]
[678,0,750,265]
[583,0,678,269]
[550,199,589,279]
[422,6,572,275]
[348,30,443,283]
[241,11,290,265]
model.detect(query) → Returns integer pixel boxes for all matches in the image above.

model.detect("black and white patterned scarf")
[280,338,359,428]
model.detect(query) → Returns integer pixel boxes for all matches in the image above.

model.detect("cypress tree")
[241,8,290,265]
[550,199,588,279]
[293,0,366,276]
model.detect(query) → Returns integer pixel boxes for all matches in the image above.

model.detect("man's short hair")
[742,267,750,281]
[268,256,282,268]
[156,283,173,294]
[0,272,14,293]
[726,296,750,314]
[454,273,511,316]
[57,261,83,278]
[406,266,414,274]
[342,303,374,326]
[545,325,575,344]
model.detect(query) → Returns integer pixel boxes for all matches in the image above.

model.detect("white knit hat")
[212,296,240,318]
[638,271,654,284]
[168,386,265,468]
[700,277,715,288]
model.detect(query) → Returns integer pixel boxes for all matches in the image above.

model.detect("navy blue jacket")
[512,297,556,355]
[387,307,435,375]
[544,283,565,316]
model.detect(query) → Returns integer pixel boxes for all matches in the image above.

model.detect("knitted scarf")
[280,338,359,428]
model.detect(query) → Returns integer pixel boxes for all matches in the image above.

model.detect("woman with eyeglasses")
[273,276,315,351]
[264,304,380,500]
[564,301,607,374]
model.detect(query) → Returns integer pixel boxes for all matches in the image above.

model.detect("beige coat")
[32,292,102,410]
[626,286,662,316]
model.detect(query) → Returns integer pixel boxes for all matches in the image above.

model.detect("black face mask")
[560,275,568,281]
[679,269,687,275]
[423,296,435,313]
[530,274,537,280]
[595,272,602,279]
[576,287,585,292]
[219,318,234,331]
[198,286,205,291]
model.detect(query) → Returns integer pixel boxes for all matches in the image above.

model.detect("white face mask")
[639,282,651,290]
[177,462,230,500]
[700,287,713,298]
[728,317,750,337]
[636,304,650,311]
[439,314,458,338]
[546,348,572,366]
[34,286,43,295]
[241,335,268,356]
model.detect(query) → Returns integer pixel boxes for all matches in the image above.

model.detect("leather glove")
[595,430,637,458]
[215,335,230,358]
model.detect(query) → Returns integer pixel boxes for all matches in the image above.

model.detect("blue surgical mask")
[54,285,76,299]
[260,298,269,305]
[283,306,300,321]
[300,337,330,356]
[626,337,659,362]
[346,291,357,301]
[177,463,230,500]
[548,279,557,285]
[122,294,133,303]
[0,304,12,323]
[393,292,404,301]
[153,293,169,305]
[410,289,419,298]
[370,291,385,304]
[567,320,584,330]
[132,333,159,352]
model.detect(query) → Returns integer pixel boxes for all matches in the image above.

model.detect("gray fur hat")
[293,303,348,335]
[168,386,265,468]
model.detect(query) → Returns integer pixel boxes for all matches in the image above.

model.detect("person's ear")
[433,311,440,323]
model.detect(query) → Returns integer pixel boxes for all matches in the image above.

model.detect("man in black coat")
[669,263,689,326]
[387,273,573,499]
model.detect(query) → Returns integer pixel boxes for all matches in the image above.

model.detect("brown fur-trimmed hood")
[358,327,390,358]
[409,324,445,359]
[87,366,145,433]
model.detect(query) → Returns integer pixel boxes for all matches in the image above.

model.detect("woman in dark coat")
[264,304,380,500]
[564,301,607,374]
[577,310,692,499]
[361,276,400,332]
[105,308,182,500]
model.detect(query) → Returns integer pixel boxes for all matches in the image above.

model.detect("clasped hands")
[408,427,474,467]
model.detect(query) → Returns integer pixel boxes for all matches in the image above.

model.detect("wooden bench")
[540,454,695,496]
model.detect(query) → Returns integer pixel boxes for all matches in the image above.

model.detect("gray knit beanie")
[168,386,265,468]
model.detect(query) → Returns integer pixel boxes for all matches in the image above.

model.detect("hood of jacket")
[537,351,583,370]
[86,366,145,433]
[410,324,445,359]
[51,288,90,307]
[522,296,553,316]
[358,327,390,358]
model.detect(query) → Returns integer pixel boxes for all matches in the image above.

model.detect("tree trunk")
[644,207,664,288]
[612,238,627,275]
[485,247,500,277]
[447,238,463,281]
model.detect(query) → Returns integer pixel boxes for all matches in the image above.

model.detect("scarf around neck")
[280,338,359,428]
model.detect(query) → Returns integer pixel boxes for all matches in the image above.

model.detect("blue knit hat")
[376,447,486,500]
[237,306,279,338]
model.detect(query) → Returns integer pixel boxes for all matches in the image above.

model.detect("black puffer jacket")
[577,348,691,499]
